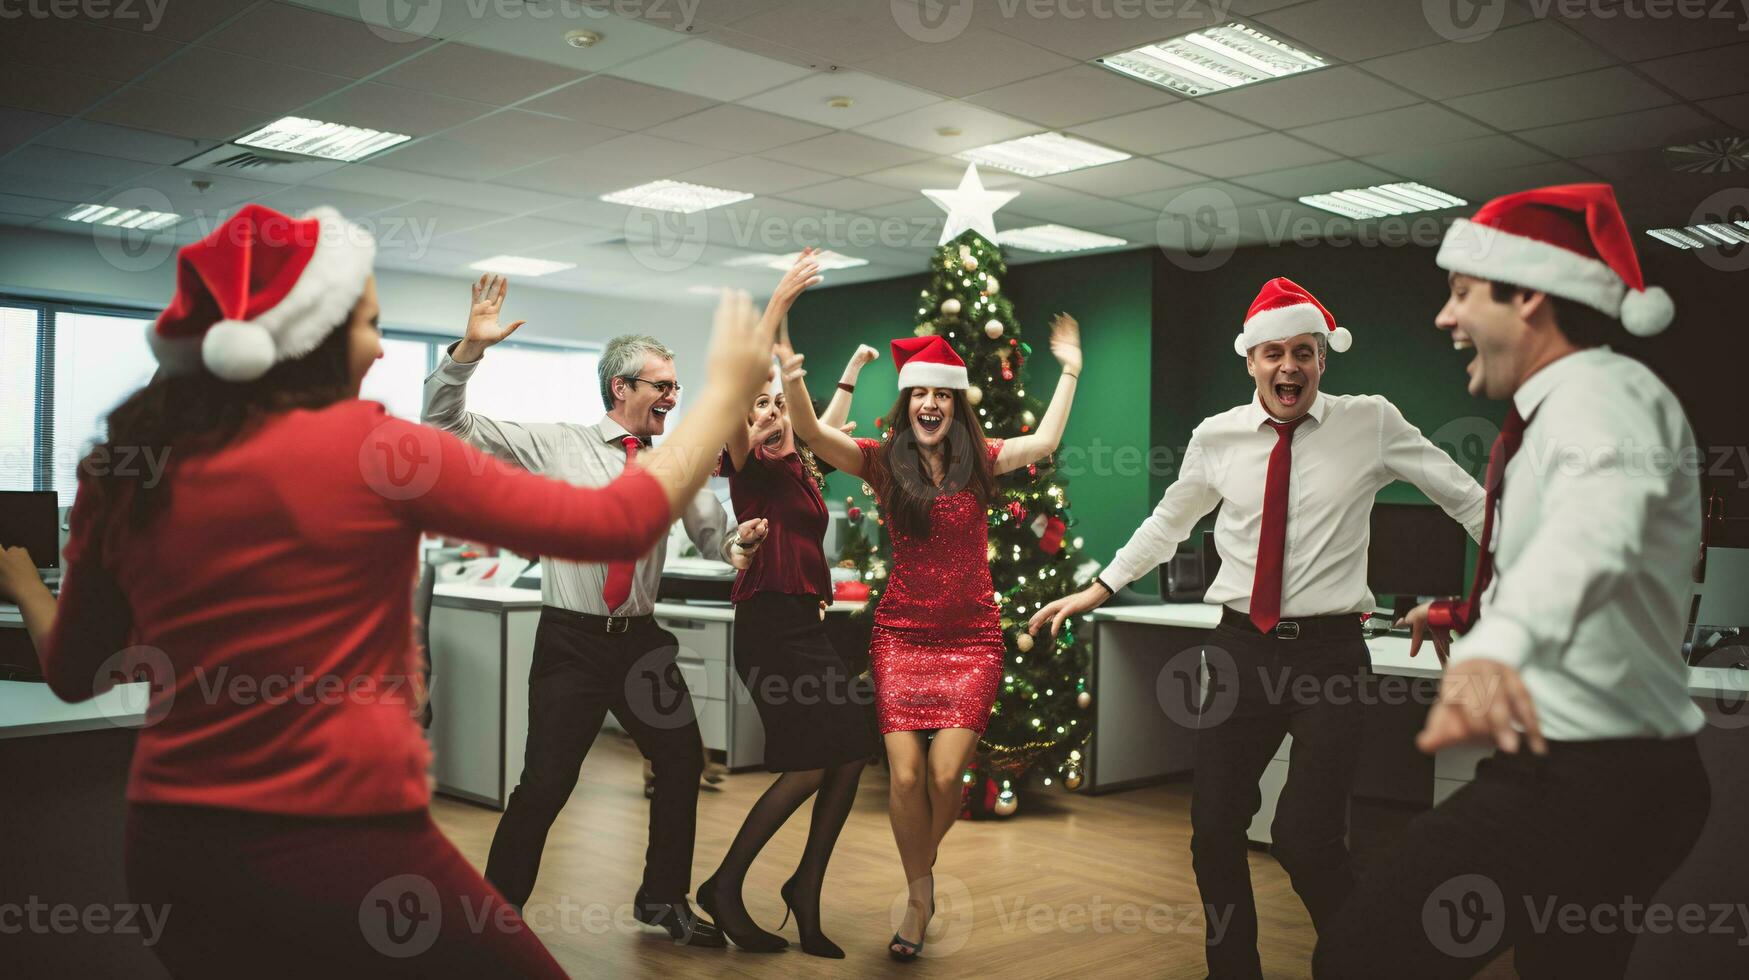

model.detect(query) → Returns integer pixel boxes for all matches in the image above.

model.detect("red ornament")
[1007,500,1026,521]
[1027,463,1038,476]
[833,580,871,601]
[848,506,862,521]
[1031,514,1067,555]
[875,417,885,429]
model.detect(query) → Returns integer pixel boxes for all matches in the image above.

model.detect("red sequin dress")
[856,437,1005,734]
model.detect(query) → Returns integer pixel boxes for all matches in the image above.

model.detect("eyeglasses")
[621,376,682,398]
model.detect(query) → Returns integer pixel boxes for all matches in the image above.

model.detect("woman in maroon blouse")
[19,204,778,979]
[695,253,879,959]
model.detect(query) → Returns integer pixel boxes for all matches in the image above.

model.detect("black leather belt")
[541,605,653,635]
[1220,606,1362,641]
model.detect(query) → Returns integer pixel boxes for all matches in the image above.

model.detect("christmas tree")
[842,165,1094,816]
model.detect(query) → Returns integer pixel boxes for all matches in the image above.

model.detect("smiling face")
[907,386,956,449]
[1245,333,1324,420]
[747,385,795,457]
[613,354,678,439]
[1435,273,1546,400]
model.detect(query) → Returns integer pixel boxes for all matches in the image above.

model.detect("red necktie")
[601,436,642,612]
[1430,407,1529,633]
[1250,414,1309,634]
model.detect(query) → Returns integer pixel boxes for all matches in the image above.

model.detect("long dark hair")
[873,387,995,538]
[81,324,356,534]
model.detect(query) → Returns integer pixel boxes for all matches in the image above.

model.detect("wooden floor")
[432,734,1509,979]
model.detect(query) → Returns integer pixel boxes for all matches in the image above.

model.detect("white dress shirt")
[422,350,733,617]
[1450,348,1704,740]
[1102,391,1487,618]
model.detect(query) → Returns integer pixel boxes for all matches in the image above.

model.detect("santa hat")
[891,335,968,390]
[1436,183,1673,337]
[1235,277,1350,356]
[150,204,376,382]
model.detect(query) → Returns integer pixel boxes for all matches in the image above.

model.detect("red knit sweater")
[42,400,672,816]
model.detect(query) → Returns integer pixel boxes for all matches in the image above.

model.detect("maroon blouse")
[722,448,833,604]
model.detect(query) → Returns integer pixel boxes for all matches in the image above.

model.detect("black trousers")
[485,608,704,906]
[1190,618,1370,980]
[1314,735,1711,980]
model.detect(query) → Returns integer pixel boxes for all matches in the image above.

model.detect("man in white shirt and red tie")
[1031,278,1486,980]
[423,275,770,947]
[1315,185,1711,979]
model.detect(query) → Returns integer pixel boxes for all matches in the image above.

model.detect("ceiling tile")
[1636,41,1749,101]
[1560,4,1749,61]
[724,0,930,65]
[33,120,214,165]
[454,10,690,73]
[372,43,586,106]
[435,216,598,254]
[756,130,933,176]
[1124,180,1279,212]
[856,28,1075,98]
[303,84,495,136]
[1158,133,1338,178]
[1517,105,1719,158]
[141,47,350,114]
[521,76,719,131]
[1068,101,1263,155]
[645,104,832,154]
[0,194,70,219]
[0,107,67,154]
[964,0,1222,60]
[365,200,512,238]
[1444,67,1677,131]
[85,89,271,141]
[964,64,1176,128]
[773,178,916,210]
[255,185,411,219]
[860,158,1026,194]
[1290,103,1493,157]
[77,0,256,42]
[1361,22,1616,100]
[605,38,816,101]
[1036,157,1204,196]
[671,156,838,195]
[1699,93,1749,130]
[0,17,183,81]
[852,101,1038,154]
[375,138,562,182]
[0,174,111,205]
[127,166,289,210]
[0,65,113,116]
[1231,159,1399,198]
[0,146,161,189]
[443,110,627,155]
[495,133,740,195]
[1198,68,1420,129]
[1253,0,1527,61]
[1007,190,1155,227]
[205,2,437,77]
[1361,134,1553,180]
[739,70,942,129]
[698,26,824,70]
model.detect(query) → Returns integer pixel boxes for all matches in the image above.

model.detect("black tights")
[707,758,865,944]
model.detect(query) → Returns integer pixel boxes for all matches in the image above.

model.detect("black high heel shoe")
[779,874,844,959]
[887,874,933,963]
[697,874,787,953]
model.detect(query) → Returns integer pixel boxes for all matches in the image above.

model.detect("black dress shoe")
[632,889,727,947]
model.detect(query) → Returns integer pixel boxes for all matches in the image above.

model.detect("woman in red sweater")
[31,204,777,979]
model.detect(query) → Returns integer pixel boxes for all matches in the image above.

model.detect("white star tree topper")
[923,163,1019,246]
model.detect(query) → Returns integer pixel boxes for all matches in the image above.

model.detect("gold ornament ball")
[963,254,979,271]
[966,384,983,406]
[1077,691,1091,709]
[1021,410,1036,427]
[940,297,961,316]
[984,319,1004,340]
[914,323,936,337]
[985,275,1000,295]
[1016,631,1034,653]
[1065,771,1082,791]
[993,793,1018,817]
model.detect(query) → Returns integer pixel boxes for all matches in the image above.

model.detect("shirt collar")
[595,417,650,447]
[1511,346,1610,419]
[1244,389,1328,430]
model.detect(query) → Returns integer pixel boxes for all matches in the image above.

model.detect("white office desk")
[0,680,150,739]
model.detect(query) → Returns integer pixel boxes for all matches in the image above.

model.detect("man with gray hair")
[423,274,767,948]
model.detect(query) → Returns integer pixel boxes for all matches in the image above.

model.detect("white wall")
[0,225,719,409]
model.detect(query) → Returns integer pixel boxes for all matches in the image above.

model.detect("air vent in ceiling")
[176,144,348,184]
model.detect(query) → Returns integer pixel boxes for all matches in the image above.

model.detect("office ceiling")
[1,0,1744,301]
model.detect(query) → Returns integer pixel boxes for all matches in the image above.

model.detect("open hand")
[457,274,526,362]
[706,290,781,404]
[0,545,43,603]
[1027,583,1108,637]
[1397,600,1453,666]
[1048,313,1082,375]
[1417,657,1547,756]
[768,247,824,315]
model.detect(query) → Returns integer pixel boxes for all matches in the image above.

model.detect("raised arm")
[0,546,57,656]
[778,340,866,478]
[422,275,567,472]
[995,313,1082,475]
[726,253,824,471]
[820,344,878,430]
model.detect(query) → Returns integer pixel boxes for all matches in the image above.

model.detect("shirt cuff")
[1448,615,1535,672]
[1426,599,1459,631]
[1097,558,1137,594]
[432,343,481,382]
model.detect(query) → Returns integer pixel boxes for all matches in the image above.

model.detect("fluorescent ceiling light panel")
[62,203,181,231]
[1298,182,1467,220]
[600,180,753,213]
[1646,221,1749,249]
[468,255,576,277]
[236,116,411,162]
[1099,22,1327,97]
[956,132,1130,177]
[996,224,1128,252]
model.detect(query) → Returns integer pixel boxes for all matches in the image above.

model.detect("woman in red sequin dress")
[781,314,1083,961]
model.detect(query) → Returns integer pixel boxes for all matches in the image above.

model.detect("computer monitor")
[1367,502,1467,612]
[0,491,60,570]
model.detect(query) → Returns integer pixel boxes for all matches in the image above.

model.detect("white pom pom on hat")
[202,320,278,382]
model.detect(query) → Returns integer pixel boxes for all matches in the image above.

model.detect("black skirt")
[732,592,876,772]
